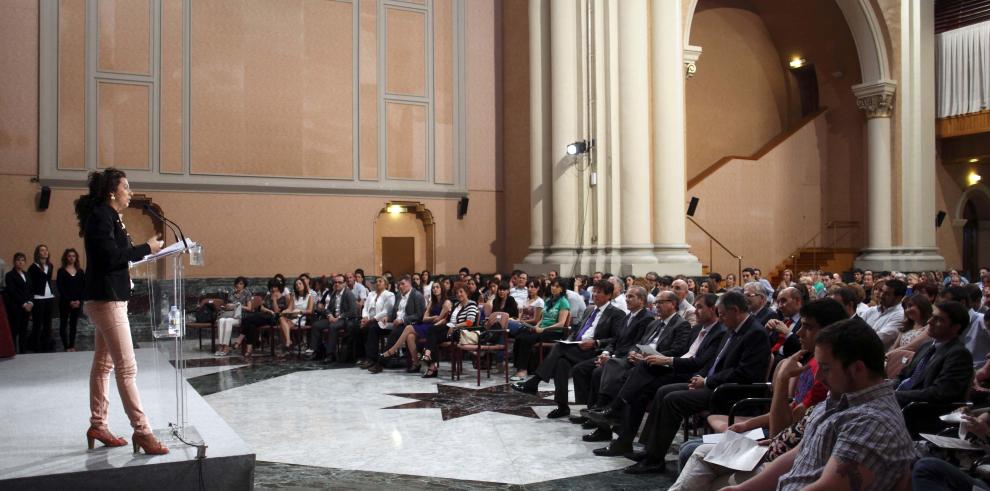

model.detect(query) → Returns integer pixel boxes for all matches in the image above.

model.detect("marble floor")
[179,346,681,489]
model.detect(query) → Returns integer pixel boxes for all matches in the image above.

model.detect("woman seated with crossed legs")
[381,281,452,373]
[278,276,314,354]
[511,279,570,381]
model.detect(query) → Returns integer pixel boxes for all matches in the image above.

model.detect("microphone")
[143,204,188,251]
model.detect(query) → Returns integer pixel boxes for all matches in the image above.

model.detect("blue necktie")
[576,308,599,339]
[707,332,735,378]
[898,343,937,391]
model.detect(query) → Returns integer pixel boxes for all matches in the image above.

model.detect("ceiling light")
[788,57,805,69]
[387,204,405,214]
[969,158,980,163]
[969,171,983,186]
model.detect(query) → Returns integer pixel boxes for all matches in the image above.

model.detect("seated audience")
[620,291,771,474]
[421,285,479,378]
[511,280,626,418]
[744,281,774,328]
[368,275,424,373]
[860,279,907,350]
[766,287,804,360]
[215,276,252,356]
[943,285,990,368]
[236,280,288,358]
[278,276,314,352]
[308,274,359,364]
[506,279,545,336]
[511,279,571,380]
[357,277,395,369]
[380,280,448,373]
[723,320,916,491]
[894,300,973,406]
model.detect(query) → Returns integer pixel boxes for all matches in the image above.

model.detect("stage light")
[789,57,805,69]
[566,140,588,155]
[968,171,983,186]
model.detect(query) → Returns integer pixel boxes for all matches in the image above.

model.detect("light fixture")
[788,57,805,69]
[387,204,405,214]
[566,140,589,155]
[968,171,983,186]
[969,158,980,163]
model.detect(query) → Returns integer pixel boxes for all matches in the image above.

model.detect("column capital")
[684,45,702,78]
[852,79,897,118]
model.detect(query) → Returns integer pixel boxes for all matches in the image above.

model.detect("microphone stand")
[143,204,188,251]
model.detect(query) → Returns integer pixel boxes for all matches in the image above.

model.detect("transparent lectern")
[129,239,206,454]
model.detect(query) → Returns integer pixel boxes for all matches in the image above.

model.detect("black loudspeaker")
[457,197,469,219]
[936,210,947,228]
[686,196,700,217]
[37,186,51,211]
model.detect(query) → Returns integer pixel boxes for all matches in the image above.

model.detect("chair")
[186,296,225,352]
[454,308,510,386]
[683,353,776,440]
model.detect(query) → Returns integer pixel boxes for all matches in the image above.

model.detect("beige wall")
[500,0,531,269]
[0,0,38,176]
[686,3,791,180]
[686,112,828,273]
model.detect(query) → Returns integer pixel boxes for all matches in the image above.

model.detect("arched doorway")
[372,202,435,276]
[955,184,990,278]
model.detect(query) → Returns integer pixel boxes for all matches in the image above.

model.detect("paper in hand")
[636,344,660,356]
[702,428,765,444]
[920,433,981,451]
[703,430,770,472]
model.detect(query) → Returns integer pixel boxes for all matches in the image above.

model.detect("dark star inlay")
[383,383,557,420]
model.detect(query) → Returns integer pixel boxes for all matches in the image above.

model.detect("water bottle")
[168,305,180,336]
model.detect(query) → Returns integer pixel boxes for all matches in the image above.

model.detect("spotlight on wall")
[936,210,947,228]
[387,204,405,215]
[788,57,806,69]
[566,140,589,155]
[969,171,983,187]
[686,196,700,217]
[970,158,980,163]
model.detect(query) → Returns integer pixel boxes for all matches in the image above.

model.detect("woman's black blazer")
[83,203,152,301]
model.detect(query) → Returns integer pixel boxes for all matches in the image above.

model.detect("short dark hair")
[799,298,848,329]
[742,267,755,275]
[696,293,718,309]
[459,267,470,275]
[832,287,858,308]
[659,275,674,286]
[943,286,970,307]
[815,319,885,376]
[717,291,748,313]
[354,268,365,276]
[967,284,983,306]
[708,272,722,283]
[498,280,510,291]
[937,301,971,335]
[12,252,26,262]
[234,276,248,287]
[885,279,907,297]
[399,274,412,284]
[594,279,614,296]
[914,281,940,299]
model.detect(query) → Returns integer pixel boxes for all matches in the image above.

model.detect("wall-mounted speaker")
[457,197,469,220]
[936,210,947,228]
[37,186,51,211]
[686,196,700,217]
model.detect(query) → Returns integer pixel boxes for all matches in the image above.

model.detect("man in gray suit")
[307,273,359,364]
[368,274,426,373]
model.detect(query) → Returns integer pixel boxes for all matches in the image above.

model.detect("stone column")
[852,81,899,270]
[616,0,657,273]
[544,0,582,273]
[898,0,944,270]
[649,0,701,275]
[521,0,552,266]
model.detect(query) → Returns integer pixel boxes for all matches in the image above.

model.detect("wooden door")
[382,237,416,276]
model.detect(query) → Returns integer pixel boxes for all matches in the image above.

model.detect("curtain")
[936,21,990,118]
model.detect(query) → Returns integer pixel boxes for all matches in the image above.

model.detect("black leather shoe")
[357,359,372,369]
[511,381,538,395]
[586,406,622,428]
[547,407,571,419]
[582,428,612,442]
[581,422,598,430]
[624,450,646,462]
[320,355,336,365]
[569,415,588,425]
[367,363,383,374]
[593,441,633,456]
[579,406,604,418]
[623,459,666,474]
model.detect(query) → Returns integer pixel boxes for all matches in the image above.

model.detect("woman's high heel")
[132,432,169,455]
[422,367,438,378]
[380,349,398,359]
[86,427,128,449]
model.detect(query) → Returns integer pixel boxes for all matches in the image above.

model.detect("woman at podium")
[75,168,169,455]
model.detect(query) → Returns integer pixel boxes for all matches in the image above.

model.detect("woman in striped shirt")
[422,285,478,378]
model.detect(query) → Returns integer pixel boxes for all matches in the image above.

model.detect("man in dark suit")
[511,280,625,418]
[584,291,693,424]
[3,252,32,353]
[307,274,359,363]
[590,293,725,450]
[895,300,974,406]
[571,286,655,415]
[368,275,426,373]
[623,290,771,474]
[745,281,774,328]
[767,287,803,359]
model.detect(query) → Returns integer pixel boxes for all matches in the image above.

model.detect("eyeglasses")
[334,280,344,284]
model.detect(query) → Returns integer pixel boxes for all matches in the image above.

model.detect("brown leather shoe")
[357,359,372,369]
[367,363,383,374]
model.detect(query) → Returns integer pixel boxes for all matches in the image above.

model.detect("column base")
[649,244,703,276]
[854,247,946,272]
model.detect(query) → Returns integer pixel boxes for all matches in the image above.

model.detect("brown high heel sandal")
[132,432,169,455]
[87,427,128,449]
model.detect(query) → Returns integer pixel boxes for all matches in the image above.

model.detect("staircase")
[767,247,859,286]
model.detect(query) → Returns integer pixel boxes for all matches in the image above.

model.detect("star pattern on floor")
[383,383,558,420]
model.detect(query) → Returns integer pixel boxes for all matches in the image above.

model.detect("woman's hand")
[535,326,544,334]
[146,234,164,254]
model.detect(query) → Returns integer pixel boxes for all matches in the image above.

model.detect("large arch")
[683,0,891,84]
